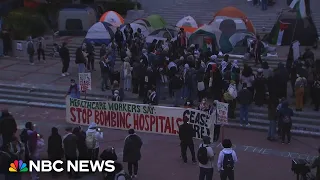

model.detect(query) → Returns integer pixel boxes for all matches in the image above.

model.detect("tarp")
[99,11,124,27]
[132,19,152,28]
[210,6,255,34]
[84,22,115,45]
[263,9,318,46]
[146,15,167,29]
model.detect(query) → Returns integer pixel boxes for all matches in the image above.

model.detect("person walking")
[279,101,294,144]
[198,136,214,180]
[59,42,70,77]
[123,129,143,178]
[179,117,196,163]
[217,139,238,180]
[237,83,253,126]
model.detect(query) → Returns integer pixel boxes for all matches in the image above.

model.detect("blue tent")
[84,22,115,45]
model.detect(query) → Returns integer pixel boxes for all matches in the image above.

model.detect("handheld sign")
[78,73,92,92]
[216,101,229,124]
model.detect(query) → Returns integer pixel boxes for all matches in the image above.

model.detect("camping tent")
[132,19,152,28]
[264,9,318,46]
[146,15,167,29]
[146,27,178,44]
[189,24,221,53]
[211,17,249,33]
[228,32,256,55]
[99,11,124,27]
[176,16,200,33]
[120,23,150,39]
[210,6,255,34]
[84,22,115,45]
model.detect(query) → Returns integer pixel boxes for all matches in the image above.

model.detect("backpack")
[116,172,132,180]
[282,115,292,123]
[20,129,29,144]
[85,132,97,149]
[197,144,209,165]
[222,153,234,170]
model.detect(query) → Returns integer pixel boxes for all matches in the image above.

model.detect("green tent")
[146,15,167,29]
[189,25,220,52]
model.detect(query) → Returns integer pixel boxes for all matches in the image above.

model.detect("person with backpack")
[27,36,35,65]
[20,122,37,163]
[279,101,294,144]
[114,162,132,180]
[86,122,103,161]
[123,129,143,179]
[179,117,196,164]
[217,139,238,180]
[198,136,215,180]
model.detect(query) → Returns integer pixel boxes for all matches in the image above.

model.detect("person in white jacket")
[31,134,45,180]
[123,57,132,91]
[86,122,103,161]
[217,139,238,180]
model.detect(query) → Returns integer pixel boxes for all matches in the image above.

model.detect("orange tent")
[210,6,255,34]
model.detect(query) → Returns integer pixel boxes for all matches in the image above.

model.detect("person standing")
[86,42,95,71]
[170,73,183,107]
[19,122,37,163]
[47,127,63,177]
[115,27,124,55]
[63,127,80,179]
[254,35,263,65]
[198,136,214,180]
[72,126,88,161]
[27,36,35,65]
[261,0,268,10]
[59,42,70,77]
[86,123,103,161]
[31,134,45,180]
[123,129,143,178]
[37,36,45,62]
[313,78,320,111]
[179,117,196,163]
[295,74,307,111]
[99,56,111,91]
[237,83,253,126]
[75,45,87,73]
[123,57,132,91]
[279,101,294,144]
[309,147,320,180]
[217,139,238,180]
[0,110,17,147]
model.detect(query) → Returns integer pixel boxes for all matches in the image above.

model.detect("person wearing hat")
[65,79,80,98]
[123,129,143,178]
[198,136,214,180]
[254,68,267,106]
[86,122,103,161]
[63,127,80,179]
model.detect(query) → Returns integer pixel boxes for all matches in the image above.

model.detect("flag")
[289,0,307,19]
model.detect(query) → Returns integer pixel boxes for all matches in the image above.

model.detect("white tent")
[176,16,198,28]
[84,22,116,45]
[121,23,150,39]
[146,28,178,44]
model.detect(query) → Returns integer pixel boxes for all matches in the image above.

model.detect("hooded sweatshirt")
[86,123,103,149]
[217,148,238,171]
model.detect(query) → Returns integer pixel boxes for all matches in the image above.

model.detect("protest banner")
[66,98,215,139]
[78,73,92,92]
[216,101,229,124]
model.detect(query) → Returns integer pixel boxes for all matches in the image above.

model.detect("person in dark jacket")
[178,117,196,163]
[63,127,79,179]
[86,42,95,71]
[99,56,111,91]
[75,46,87,73]
[267,93,278,141]
[273,62,289,99]
[100,44,107,58]
[254,35,263,65]
[47,127,63,177]
[237,83,253,126]
[278,101,294,144]
[115,27,124,55]
[72,126,87,160]
[59,42,70,77]
[123,129,143,178]
[0,110,17,147]
[254,68,267,106]
[170,73,183,106]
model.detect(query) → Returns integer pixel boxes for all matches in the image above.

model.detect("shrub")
[102,0,142,15]
[3,8,49,40]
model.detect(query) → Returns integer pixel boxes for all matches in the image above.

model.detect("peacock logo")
[9,160,28,172]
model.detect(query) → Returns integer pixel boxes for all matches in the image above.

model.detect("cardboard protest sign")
[78,73,92,91]
[216,101,228,124]
[66,98,215,139]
